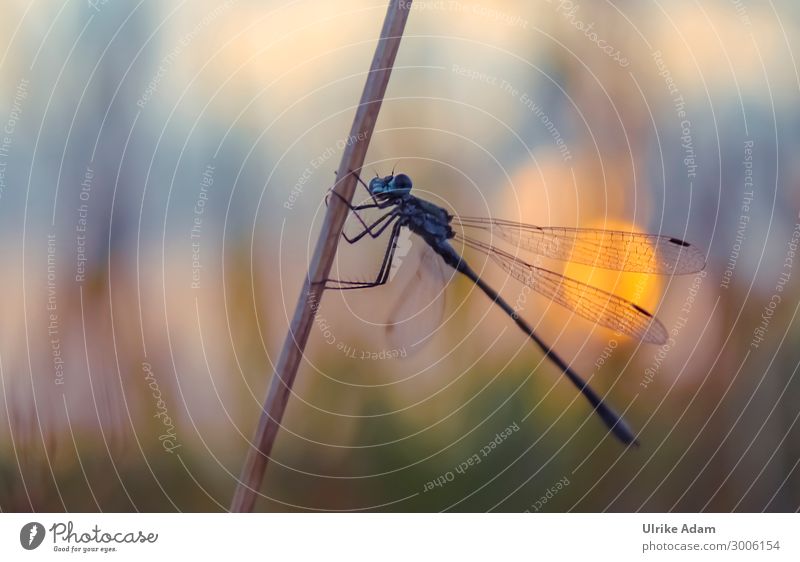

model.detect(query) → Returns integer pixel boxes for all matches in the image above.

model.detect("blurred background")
[1,0,799,512]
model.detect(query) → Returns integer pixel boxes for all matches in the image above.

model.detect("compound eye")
[393,173,413,191]
[369,177,385,193]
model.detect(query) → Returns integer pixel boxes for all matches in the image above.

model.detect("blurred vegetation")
[1,0,799,512]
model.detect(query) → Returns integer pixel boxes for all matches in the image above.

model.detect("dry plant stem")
[230,0,413,513]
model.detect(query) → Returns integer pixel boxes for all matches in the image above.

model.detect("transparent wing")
[385,244,449,353]
[456,234,668,344]
[454,216,706,274]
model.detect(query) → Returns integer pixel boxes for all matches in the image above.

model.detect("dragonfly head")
[369,173,413,198]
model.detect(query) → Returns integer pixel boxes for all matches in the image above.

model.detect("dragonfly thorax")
[369,173,413,199]
[399,196,455,244]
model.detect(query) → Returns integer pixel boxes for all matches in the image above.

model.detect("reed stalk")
[230,0,413,512]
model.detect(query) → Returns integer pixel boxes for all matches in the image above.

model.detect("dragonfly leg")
[326,188,382,211]
[342,210,399,244]
[327,186,394,211]
[350,168,382,207]
[324,221,402,290]
[326,188,396,236]
[326,169,384,209]
[330,168,386,213]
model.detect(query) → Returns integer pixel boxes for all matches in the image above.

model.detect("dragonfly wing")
[455,216,706,274]
[457,235,668,344]
[385,243,449,354]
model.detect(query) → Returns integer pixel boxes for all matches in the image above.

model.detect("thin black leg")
[350,168,382,207]
[326,169,383,209]
[324,221,403,290]
[342,210,399,244]
[326,188,396,236]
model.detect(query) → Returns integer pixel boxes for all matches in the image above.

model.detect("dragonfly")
[324,171,706,446]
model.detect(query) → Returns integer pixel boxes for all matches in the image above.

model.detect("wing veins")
[456,234,667,343]
[454,216,705,275]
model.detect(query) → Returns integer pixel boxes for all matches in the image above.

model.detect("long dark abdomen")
[436,241,638,446]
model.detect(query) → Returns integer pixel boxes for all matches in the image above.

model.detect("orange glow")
[562,219,663,341]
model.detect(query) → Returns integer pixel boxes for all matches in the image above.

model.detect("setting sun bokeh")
[562,219,663,333]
